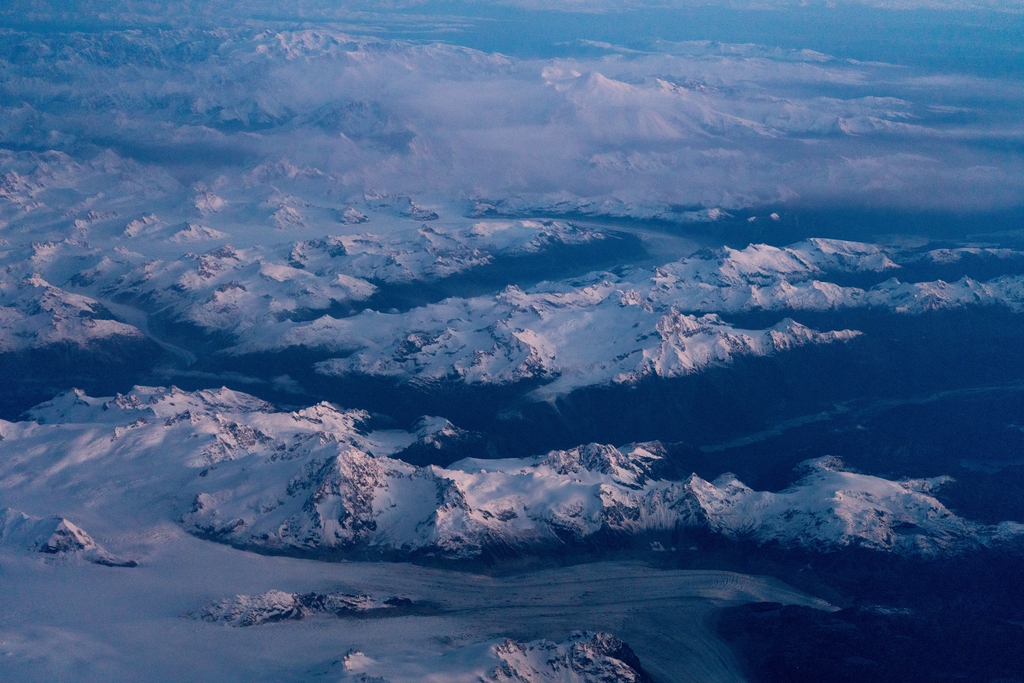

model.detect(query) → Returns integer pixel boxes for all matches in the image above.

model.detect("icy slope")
[648,241,1024,313]
[0,150,606,346]
[90,220,605,337]
[1,387,1018,560]
[183,442,1015,558]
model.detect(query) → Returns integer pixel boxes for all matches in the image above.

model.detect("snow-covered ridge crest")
[179,441,1024,558]
[334,631,653,683]
[298,295,861,399]
[655,238,898,290]
[630,238,1024,315]
[687,456,994,554]
[3,154,1022,375]
[26,384,276,422]
[92,243,380,338]
[3,178,606,339]
[0,146,611,345]
[229,235,896,349]
[3,387,1020,561]
[287,219,603,284]
[22,385,369,467]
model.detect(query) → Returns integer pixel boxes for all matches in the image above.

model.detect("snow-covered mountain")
[0,151,613,345]
[333,631,653,683]
[303,302,860,398]
[0,508,136,566]
[1,387,1018,561]
[183,442,1020,559]
[646,240,1024,314]
[237,237,1024,398]
[0,24,1022,380]
[0,273,145,352]
[2,144,1022,403]
[91,219,606,339]
[2,14,1023,683]
[7,197,1022,395]
[3,23,1019,213]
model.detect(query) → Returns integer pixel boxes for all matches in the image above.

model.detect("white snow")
[0,145,1020,376]
[0,274,143,352]
[0,387,1015,560]
[333,631,651,683]
[0,16,1022,683]
[286,289,860,398]
[168,224,229,243]
[218,237,1023,397]
[0,508,135,566]
[0,155,612,345]
[191,589,396,627]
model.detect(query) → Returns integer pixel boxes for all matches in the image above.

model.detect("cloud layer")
[1,26,1022,213]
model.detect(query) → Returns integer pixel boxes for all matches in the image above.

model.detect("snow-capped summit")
[671,239,899,288]
[1,149,1021,403]
[0,508,136,567]
[180,439,1024,558]
[191,589,409,627]
[535,442,665,490]
[26,385,277,425]
[238,235,1022,398]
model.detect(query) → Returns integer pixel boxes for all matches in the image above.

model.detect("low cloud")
[0,25,1022,212]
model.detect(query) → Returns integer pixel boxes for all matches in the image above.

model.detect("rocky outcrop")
[191,590,416,626]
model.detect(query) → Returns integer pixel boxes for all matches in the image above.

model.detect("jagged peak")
[292,401,369,430]
[540,442,662,489]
